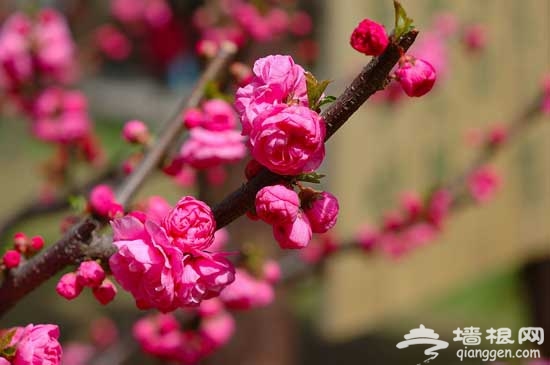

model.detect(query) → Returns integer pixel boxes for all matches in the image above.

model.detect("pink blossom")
[76,261,105,288]
[209,228,229,252]
[144,0,173,28]
[220,268,274,310]
[487,124,508,146]
[95,24,131,61]
[357,224,379,251]
[2,249,21,269]
[110,215,183,312]
[303,191,339,234]
[300,234,339,264]
[60,343,94,365]
[411,32,448,79]
[133,314,183,361]
[198,298,224,317]
[201,310,235,348]
[137,196,172,225]
[182,107,204,129]
[273,211,312,249]
[10,324,62,365]
[289,11,313,36]
[110,214,235,311]
[468,166,501,203]
[31,88,91,144]
[427,189,453,228]
[89,318,118,349]
[201,99,238,131]
[56,272,83,300]
[350,19,389,56]
[162,196,216,251]
[249,104,325,175]
[235,55,308,135]
[463,24,487,53]
[255,184,300,225]
[175,253,235,307]
[179,128,247,169]
[400,191,423,220]
[13,232,28,252]
[133,309,233,364]
[92,279,117,305]
[122,120,149,144]
[432,12,459,38]
[262,259,281,284]
[33,9,76,83]
[395,58,437,97]
[30,236,45,251]
[0,357,8,365]
[89,184,123,219]
[0,13,33,90]
[110,0,145,23]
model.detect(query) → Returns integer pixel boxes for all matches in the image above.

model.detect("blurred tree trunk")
[521,255,550,358]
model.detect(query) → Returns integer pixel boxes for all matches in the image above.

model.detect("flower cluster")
[0,9,75,109]
[219,260,280,310]
[1,233,45,271]
[162,99,247,187]
[181,100,247,168]
[253,184,339,250]
[31,87,91,144]
[0,324,62,365]
[88,185,123,219]
[110,0,172,29]
[109,196,235,312]
[236,55,326,175]
[133,300,234,364]
[56,260,117,305]
[467,165,501,204]
[357,190,453,257]
[193,0,313,57]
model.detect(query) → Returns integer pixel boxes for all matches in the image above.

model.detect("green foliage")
[393,0,415,41]
[295,172,326,184]
[305,72,331,111]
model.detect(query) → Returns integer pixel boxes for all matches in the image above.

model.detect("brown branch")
[0,27,418,316]
[213,30,419,229]
[278,92,547,284]
[0,43,237,317]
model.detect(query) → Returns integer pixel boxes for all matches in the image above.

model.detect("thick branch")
[0,44,237,317]
[213,30,418,229]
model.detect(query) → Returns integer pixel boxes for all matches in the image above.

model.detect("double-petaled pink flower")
[2,324,62,365]
[110,199,235,311]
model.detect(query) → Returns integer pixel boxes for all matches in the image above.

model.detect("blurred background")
[0,1,548,364]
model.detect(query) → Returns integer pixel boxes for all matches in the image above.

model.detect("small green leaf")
[0,329,16,352]
[295,172,326,184]
[305,72,331,111]
[317,95,337,108]
[393,0,414,41]
[1,346,15,357]
[68,195,87,213]
[203,81,233,102]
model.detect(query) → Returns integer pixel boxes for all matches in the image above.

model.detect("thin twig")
[0,43,237,317]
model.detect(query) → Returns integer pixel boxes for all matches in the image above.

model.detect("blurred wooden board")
[320,0,550,340]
